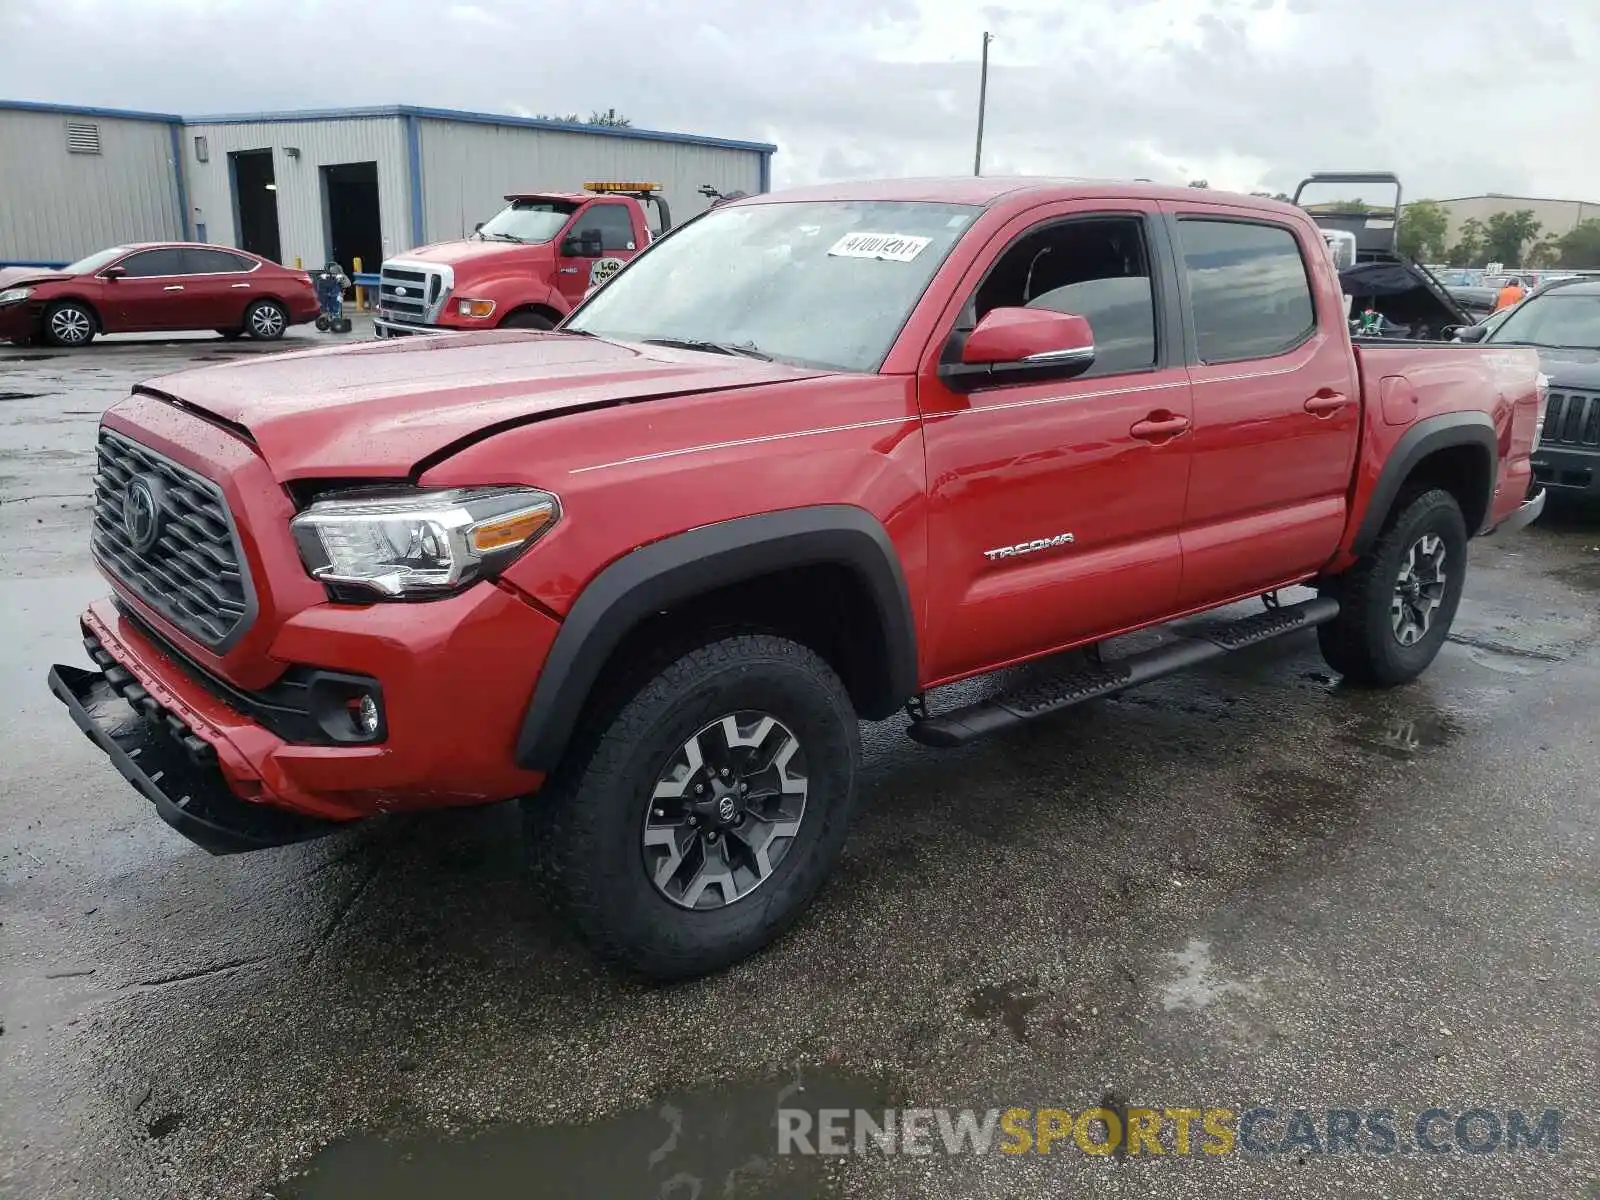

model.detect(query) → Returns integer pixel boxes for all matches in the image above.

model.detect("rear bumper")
[1490,487,1546,534]
[49,662,339,855]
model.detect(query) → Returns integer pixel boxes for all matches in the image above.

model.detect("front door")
[553,201,639,309]
[1163,207,1361,607]
[917,202,1195,683]
[103,247,190,331]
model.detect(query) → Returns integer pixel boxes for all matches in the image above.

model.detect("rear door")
[180,248,260,329]
[1164,207,1360,607]
[917,200,1195,682]
[103,247,189,331]
[554,202,639,308]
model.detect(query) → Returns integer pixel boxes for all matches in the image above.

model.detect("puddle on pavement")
[1339,709,1464,759]
[966,975,1045,1042]
[274,1066,889,1200]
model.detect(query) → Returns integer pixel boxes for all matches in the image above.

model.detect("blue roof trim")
[182,103,777,154]
[0,98,181,123]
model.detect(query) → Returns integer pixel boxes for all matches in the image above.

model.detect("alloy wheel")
[1391,533,1447,646]
[250,304,285,338]
[49,307,92,346]
[642,711,808,910]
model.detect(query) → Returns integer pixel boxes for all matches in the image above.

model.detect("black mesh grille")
[91,430,252,650]
[1544,391,1600,447]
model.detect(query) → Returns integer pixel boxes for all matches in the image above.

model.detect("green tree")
[1326,199,1371,214]
[1557,220,1600,269]
[532,109,633,127]
[1447,217,1487,267]
[1188,179,1210,189]
[1397,199,1449,263]
[1484,209,1542,266]
[1526,238,1562,269]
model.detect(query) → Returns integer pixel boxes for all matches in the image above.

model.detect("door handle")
[1304,391,1350,416]
[1130,412,1191,441]
[163,285,184,291]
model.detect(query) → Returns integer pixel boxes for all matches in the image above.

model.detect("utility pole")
[973,31,993,176]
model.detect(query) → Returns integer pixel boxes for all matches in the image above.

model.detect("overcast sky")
[2,0,1594,200]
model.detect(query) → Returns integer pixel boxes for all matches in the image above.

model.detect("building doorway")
[230,150,282,263]
[321,161,382,278]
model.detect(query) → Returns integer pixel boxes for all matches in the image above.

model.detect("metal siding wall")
[416,120,762,245]
[0,110,181,262]
[181,117,409,268]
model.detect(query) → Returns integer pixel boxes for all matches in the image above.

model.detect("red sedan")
[0,243,320,347]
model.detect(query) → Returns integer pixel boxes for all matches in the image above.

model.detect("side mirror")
[102,266,126,280]
[941,307,1096,391]
[562,230,604,258]
[1455,323,1489,343]
[474,221,484,234]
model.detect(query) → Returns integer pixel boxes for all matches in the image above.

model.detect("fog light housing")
[302,673,386,744]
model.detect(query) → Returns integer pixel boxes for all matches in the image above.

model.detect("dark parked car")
[0,244,319,347]
[1460,279,1600,502]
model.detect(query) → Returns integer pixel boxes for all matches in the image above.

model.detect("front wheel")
[501,310,555,330]
[44,302,96,347]
[1318,488,1468,686]
[530,634,860,979]
[245,299,288,340]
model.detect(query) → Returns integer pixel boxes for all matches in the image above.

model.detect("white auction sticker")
[827,232,932,262]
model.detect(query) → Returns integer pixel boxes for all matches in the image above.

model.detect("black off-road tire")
[1318,488,1468,686]
[528,634,860,979]
[501,310,555,330]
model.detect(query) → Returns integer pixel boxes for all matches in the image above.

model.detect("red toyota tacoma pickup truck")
[51,178,1545,978]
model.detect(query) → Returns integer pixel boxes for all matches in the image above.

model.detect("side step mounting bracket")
[906,595,1338,748]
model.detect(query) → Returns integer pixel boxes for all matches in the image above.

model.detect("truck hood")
[0,267,72,289]
[388,240,548,267]
[1532,346,1600,390]
[137,331,826,480]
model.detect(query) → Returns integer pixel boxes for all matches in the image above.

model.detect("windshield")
[1487,294,1600,350]
[566,200,979,371]
[62,246,131,275]
[477,200,579,244]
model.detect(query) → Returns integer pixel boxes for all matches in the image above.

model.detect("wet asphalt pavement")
[2,331,1598,1199]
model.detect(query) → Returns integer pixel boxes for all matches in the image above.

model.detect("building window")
[65,121,101,155]
[194,135,209,162]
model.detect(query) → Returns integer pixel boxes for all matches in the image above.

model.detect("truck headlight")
[457,298,496,319]
[290,486,559,597]
[0,287,32,306]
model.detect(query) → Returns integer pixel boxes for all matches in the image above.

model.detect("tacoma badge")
[984,532,1075,561]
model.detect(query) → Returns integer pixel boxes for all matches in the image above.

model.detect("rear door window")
[183,248,254,273]
[1178,219,1316,362]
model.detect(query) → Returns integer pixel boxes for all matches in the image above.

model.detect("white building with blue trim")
[0,100,775,275]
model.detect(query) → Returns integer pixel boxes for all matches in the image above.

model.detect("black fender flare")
[1351,411,1498,555]
[515,505,918,772]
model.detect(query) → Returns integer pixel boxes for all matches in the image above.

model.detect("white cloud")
[1,0,1596,202]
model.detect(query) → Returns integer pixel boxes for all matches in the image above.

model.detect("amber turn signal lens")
[467,505,556,553]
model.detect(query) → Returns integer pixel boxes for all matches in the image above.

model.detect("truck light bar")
[585,181,661,194]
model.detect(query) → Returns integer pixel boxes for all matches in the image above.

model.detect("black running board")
[907,596,1339,748]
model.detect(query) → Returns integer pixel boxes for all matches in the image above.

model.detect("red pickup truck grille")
[1542,390,1600,447]
[91,429,254,651]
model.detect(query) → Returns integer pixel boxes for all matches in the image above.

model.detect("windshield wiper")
[641,337,772,361]
[483,232,526,244]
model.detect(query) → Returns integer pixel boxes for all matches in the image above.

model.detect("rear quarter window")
[1178,219,1316,363]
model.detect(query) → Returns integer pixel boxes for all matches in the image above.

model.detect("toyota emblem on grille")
[124,475,164,554]
[395,286,408,296]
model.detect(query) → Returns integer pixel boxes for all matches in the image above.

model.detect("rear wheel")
[44,302,96,347]
[1318,488,1468,685]
[529,634,859,979]
[245,299,288,340]
[501,309,555,330]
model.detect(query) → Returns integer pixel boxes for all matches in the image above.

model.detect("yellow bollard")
[294,255,302,269]
[353,256,365,310]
